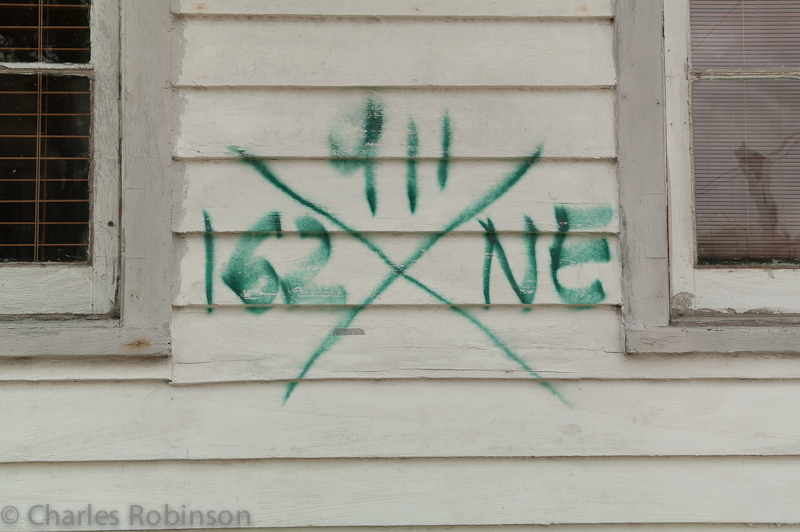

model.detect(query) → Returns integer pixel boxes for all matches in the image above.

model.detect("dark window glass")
[0,0,91,64]
[0,73,90,262]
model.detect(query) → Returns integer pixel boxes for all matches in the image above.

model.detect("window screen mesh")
[0,0,90,263]
[691,0,800,264]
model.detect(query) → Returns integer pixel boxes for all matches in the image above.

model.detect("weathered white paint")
[0,358,170,382]
[690,268,800,314]
[178,20,615,88]
[9,2,797,532]
[176,160,619,234]
[6,457,800,528]
[0,267,94,314]
[0,0,175,350]
[616,0,670,332]
[174,306,800,382]
[0,0,119,316]
[176,90,616,160]
[172,307,622,383]
[665,0,700,311]
[7,379,800,461]
[0,326,169,357]
[174,0,615,18]
[176,232,620,306]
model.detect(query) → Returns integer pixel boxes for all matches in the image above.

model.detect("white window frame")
[0,0,119,315]
[665,0,800,316]
[0,0,173,357]
[619,0,800,354]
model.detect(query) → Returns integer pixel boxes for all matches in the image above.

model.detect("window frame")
[0,0,119,315]
[618,0,800,355]
[0,0,172,357]
[667,0,800,316]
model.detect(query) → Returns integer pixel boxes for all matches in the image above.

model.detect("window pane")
[0,73,90,263]
[0,0,90,64]
[693,79,800,263]
[691,0,800,69]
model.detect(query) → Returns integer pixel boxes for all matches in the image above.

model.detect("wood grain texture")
[174,0,615,18]
[119,0,177,331]
[176,90,616,159]
[178,19,614,88]
[663,0,696,306]
[616,0,670,331]
[0,357,171,382]
[5,457,800,527]
[176,160,618,234]
[7,379,800,461]
[171,307,623,383]
[0,267,93,314]
[692,268,800,314]
[628,325,800,354]
[0,327,170,357]
[173,307,800,382]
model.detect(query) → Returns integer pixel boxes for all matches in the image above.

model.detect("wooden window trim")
[0,0,118,315]
[0,0,173,358]
[618,0,800,354]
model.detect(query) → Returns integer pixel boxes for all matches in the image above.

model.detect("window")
[619,0,800,354]
[666,0,800,316]
[0,0,172,358]
[0,0,118,315]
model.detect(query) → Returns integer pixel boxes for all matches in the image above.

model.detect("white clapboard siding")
[174,0,614,18]
[172,307,800,382]
[176,232,621,306]
[178,20,614,88]
[171,307,621,383]
[176,160,618,234]
[0,358,171,382]
[176,90,615,159]
[6,458,800,527]
[8,380,800,461]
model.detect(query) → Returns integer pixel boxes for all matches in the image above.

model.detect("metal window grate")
[691,0,800,264]
[0,0,91,263]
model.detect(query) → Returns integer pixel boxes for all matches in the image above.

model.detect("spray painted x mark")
[227,145,568,406]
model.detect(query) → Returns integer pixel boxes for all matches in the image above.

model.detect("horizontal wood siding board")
[176,90,616,159]
[174,0,615,18]
[6,458,800,526]
[176,160,619,234]
[178,20,615,87]
[171,307,623,383]
[0,327,171,357]
[173,308,800,381]
[176,233,621,306]
[0,358,171,382]
[6,380,800,461]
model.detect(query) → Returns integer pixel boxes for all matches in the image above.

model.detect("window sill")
[626,324,800,355]
[0,322,170,357]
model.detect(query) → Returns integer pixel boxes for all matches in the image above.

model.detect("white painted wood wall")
[4,2,800,531]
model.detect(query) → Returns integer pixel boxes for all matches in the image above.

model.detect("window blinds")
[691,0,800,264]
